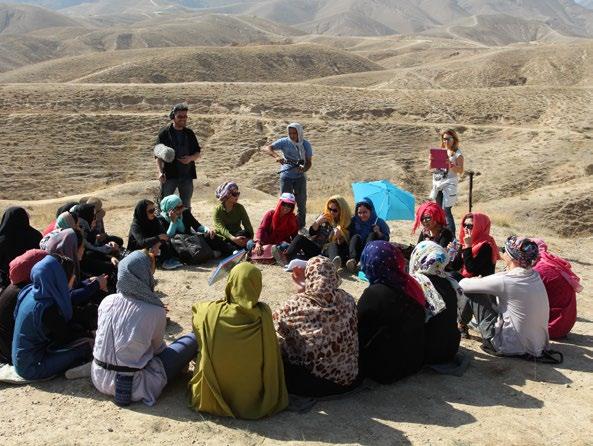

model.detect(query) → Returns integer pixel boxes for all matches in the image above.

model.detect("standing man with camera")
[263,123,313,229]
[155,103,201,209]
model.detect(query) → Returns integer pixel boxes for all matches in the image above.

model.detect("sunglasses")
[328,207,339,213]
[146,208,157,214]
[174,205,184,211]
[463,223,474,230]
[499,246,506,254]
[231,191,240,197]
[442,136,453,141]
[421,216,432,222]
[281,202,295,209]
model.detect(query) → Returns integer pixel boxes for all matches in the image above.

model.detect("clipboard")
[430,148,449,169]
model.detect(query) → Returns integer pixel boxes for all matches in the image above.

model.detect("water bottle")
[447,239,460,263]
[114,373,134,407]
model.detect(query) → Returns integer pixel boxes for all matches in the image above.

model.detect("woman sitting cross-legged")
[92,249,198,406]
[159,195,231,262]
[284,195,352,269]
[12,254,93,381]
[357,241,426,383]
[213,181,254,254]
[0,249,48,364]
[127,199,173,266]
[532,238,581,340]
[80,197,124,249]
[409,241,462,365]
[189,263,288,419]
[460,236,550,358]
[345,197,390,273]
[273,256,359,397]
[252,193,299,264]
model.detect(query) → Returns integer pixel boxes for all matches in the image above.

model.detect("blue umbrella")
[352,180,415,221]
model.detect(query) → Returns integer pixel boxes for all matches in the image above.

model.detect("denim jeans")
[162,178,194,209]
[436,191,456,236]
[280,176,307,229]
[156,333,198,381]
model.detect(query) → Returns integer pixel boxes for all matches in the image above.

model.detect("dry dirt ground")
[0,179,591,446]
[0,33,592,445]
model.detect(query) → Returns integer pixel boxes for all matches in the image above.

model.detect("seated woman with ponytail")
[12,254,93,380]
[252,193,299,264]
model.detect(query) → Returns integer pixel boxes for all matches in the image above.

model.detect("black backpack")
[170,234,213,265]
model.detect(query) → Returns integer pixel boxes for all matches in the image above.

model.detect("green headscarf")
[189,263,288,419]
[160,194,185,235]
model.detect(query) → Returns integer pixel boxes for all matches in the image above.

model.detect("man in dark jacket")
[155,103,201,208]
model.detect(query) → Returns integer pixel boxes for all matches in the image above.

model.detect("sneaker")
[213,250,222,259]
[346,258,358,273]
[65,361,92,380]
[162,258,183,270]
[271,245,287,267]
[332,256,342,270]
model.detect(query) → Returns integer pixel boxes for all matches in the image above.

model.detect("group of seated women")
[0,186,582,418]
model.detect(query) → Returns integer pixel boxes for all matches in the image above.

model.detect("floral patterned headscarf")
[410,241,465,321]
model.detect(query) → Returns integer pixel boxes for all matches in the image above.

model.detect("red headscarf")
[9,249,49,285]
[412,201,447,233]
[459,212,500,278]
[271,197,298,243]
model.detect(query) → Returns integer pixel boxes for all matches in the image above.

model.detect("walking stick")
[467,170,475,212]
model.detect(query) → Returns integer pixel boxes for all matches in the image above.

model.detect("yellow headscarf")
[189,263,288,419]
[324,195,352,242]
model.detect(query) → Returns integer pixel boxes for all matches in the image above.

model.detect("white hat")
[280,192,296,204]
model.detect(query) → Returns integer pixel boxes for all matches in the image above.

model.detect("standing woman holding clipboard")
[429,129,464,235]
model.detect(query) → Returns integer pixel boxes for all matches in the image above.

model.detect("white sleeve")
[460,273,505,296]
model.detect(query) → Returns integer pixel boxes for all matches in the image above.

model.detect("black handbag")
[170,234,214,265]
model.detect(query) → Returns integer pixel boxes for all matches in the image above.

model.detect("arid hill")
[0,3,82,35]
[0,43,382,83]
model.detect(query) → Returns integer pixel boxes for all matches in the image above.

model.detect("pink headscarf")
[532,239,583,293]
[9,249,49,285]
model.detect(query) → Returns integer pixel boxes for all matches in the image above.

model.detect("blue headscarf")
[160,194,186,235]
[14,255,73,322]
[117,250,163,307]
[360,241,425,306]
[351,198,390,242]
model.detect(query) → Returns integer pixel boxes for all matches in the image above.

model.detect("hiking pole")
[468,170,475,212]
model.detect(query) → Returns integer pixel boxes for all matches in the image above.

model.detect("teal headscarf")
[160,195,185,235]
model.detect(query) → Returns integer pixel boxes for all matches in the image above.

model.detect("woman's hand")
[110,257,119,267]
[207,228,216,239]
[254,242,263,255]
[372,225,382,237]
[168,209,177,222]
[463,229,472,248]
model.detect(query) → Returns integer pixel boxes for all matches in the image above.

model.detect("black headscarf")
[55,202,78,218]
[127,200,164,251]
[71,204,96,225]
[0,207,42,286]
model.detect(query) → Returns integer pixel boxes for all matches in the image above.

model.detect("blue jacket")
[12,256,73,380]
[350,198,390,242]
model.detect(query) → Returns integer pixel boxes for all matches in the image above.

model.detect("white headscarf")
[287,123,306,161]
[410,241,465,321]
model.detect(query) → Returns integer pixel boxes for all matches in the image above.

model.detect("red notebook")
[430,148,449,169]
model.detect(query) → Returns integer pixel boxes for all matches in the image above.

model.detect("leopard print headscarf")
[273,256,358,386]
